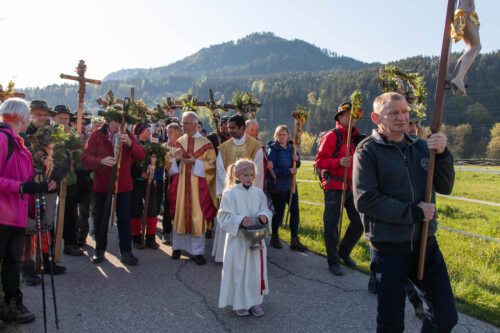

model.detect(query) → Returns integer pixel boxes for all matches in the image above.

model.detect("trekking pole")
[40,189,59,329]
[34,192,47,333]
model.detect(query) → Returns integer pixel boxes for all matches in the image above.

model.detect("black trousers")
[323,190,364,266]
[270,190,300,238]
[0,225,25,300]
[130,180,158,218]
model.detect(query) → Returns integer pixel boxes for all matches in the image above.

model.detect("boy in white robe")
[217,159,273,317]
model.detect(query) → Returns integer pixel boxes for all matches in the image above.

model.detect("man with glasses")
[353,92,457,332]
[168,112,217,265]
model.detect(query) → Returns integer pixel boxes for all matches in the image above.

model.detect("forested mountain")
[18,33,500,158]
[104,32,373,81]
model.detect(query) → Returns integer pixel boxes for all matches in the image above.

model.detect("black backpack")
[0,123,15,162]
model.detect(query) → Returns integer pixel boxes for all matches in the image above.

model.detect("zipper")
[391,143,417,251]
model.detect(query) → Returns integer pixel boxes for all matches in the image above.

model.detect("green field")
[281,161,500,326]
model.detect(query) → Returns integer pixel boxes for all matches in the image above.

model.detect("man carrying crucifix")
[353,92,457,332]
[315,102,365,276]
[82,107,145,265]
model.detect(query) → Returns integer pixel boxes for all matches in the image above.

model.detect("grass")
[278,163,500,326]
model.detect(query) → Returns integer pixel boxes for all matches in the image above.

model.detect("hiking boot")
[92,250,105,264]
[328,263,343,276]
[234,309,250,317]
[120,252,138,266]
[42,253,66,275]
[340,255,357,269]
[171,250,181,260]
[250,304,265,317]
[289,237,308,252]
[145,235,160,249]
[2,293,35,324]
[64,244,84,256]
[132,236,145,250]
[270,235,282,249]
[193,255,206,265]
[21,273,41,286]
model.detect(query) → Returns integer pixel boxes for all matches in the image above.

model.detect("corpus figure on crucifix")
[450,0,481,96]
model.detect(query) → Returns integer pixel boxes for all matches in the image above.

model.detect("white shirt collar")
[232,134,247,146]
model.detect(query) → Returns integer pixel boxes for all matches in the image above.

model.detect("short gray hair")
[182,111,199,122]
[373,92,406,115]
[246,119,259,127]
[0,97,30,123]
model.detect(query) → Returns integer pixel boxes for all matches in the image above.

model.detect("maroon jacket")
[82,124,145,193]
[315,122,361,191]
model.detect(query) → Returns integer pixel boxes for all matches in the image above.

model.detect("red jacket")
[315,122,361,191]
[82,124,145,193]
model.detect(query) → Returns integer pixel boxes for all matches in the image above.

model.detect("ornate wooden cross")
[60,60,102,133]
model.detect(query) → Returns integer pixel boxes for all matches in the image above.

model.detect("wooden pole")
[338,114,354,245]
[418,0,457,280]
[54,178,67,263]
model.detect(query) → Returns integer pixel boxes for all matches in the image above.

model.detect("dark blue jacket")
[266,140,301,193]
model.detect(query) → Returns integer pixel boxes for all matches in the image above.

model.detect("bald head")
[245,119,259,139]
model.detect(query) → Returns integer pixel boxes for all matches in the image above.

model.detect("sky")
[1,0,499,88]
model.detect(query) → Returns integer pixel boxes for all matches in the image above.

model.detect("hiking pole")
[40,189,59,329]
[34,192,47,333]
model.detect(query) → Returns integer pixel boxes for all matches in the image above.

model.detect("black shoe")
[92,250,105,264]
[42,254,66,275]
[145,235,160,249]
[340,255,357,269]
[2,293,35,324]
[290,237,308,252]
[162,232,172,245]
[64,244,84,256]
[328,263,343,276]
[171,250,181,260]
[120,252,139,266]
[193,255,206,265]
[21,273,41,286]
[76,238,87,247]
[270,236,282,249]
[132,236,145,250]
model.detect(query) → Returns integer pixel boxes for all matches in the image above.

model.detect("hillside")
[104,32,374,81]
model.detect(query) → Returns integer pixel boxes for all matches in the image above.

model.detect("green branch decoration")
[138,142,168,171]
[180,94,199,113]
[292,104,310,124]
[378,65,427,120]
[349,90,363,120]
[231,90,261,119]
[0,81,25,102]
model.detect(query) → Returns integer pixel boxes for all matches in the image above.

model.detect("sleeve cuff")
[411,204,425,223]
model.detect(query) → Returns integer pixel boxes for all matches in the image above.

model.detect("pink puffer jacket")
[0,125,34,228]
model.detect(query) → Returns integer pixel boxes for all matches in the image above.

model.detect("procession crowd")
[0,92,459,332]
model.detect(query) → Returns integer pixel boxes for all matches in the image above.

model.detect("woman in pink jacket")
[0,98,47,327]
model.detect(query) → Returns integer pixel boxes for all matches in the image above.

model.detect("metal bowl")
[243,224,267,250]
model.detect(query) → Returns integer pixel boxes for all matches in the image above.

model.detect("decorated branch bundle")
[231,90,261,120]
[0,81,25,102]
[137,142,168,172]
[377,65,427,121]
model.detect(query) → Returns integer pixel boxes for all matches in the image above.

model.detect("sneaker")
[171,250,181,260]
[42,254,66,275]
[270,236,282,249]
[328,263,343,276]
[92,250,105,264]
[340,255,357,269]
[2,293,35,324]
[120,252,139,266]
[64,244,84,256]
[290,237,308,252]
[21,273,41,286]
[250,304,265,317]
[234,309,250,317]
[193,255,206,265]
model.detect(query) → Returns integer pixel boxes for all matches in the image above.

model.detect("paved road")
[5,230,498,333]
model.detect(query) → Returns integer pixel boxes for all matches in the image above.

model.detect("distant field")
[279,162,500,326]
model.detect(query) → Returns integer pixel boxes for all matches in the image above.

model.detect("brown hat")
[334,102,351,121]
[30,99,54,114]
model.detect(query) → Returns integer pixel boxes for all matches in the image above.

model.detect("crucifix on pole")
[60,60,102,134]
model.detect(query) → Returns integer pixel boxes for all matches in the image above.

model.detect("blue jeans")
[93,192,132,253]
[370,240,458,333]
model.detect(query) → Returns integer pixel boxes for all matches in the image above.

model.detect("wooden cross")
[60,60,102,133]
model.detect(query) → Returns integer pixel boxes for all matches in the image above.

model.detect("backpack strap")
[331,128,343,158]
[0,123,15,162]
